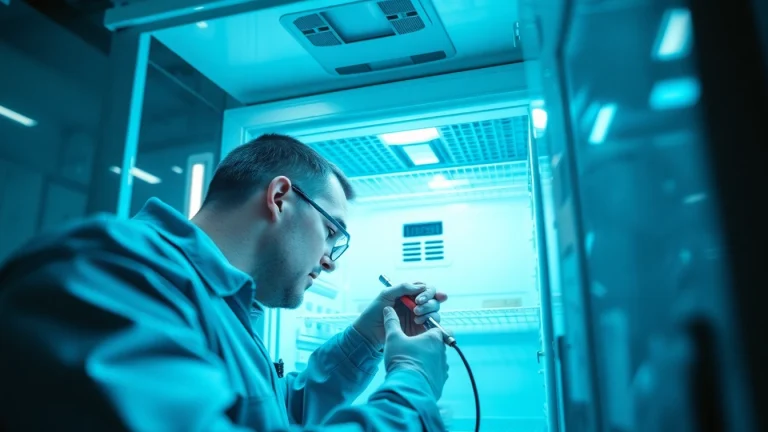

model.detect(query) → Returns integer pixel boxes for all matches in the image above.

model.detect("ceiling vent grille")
[390,17,425,34]
[292,14,342,47]
[378,0,425,35]
[307,32,342,47]
[377,0,417,16]
[305,116,529,177]
[411,50,447,64]
[281,0,455,76]
[336,64,373,75]
[335,50,447,75]
[294,14,326,31]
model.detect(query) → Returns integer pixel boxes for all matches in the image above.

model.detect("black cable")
[451,343,480,432]
[377,276,480,430]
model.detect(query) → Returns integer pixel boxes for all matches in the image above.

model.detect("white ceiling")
[152,0,521,104]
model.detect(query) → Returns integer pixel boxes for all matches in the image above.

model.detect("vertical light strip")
[588,104,618,145]
[116,32,151,220]
[188,163,205,219]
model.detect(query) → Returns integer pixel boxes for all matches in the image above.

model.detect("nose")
[320,254,337,273]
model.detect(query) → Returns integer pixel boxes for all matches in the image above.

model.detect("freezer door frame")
[219,62,531,156]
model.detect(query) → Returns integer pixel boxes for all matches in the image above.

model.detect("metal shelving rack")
[296,306,541,331]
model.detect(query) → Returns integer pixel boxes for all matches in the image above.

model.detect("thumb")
[382,307,403,339]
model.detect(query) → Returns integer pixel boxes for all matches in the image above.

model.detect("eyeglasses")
[291,185,350,261]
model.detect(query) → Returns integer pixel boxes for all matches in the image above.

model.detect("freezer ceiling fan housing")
[280,0,456,75]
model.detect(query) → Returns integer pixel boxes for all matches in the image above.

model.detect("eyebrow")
[334,217,347,231]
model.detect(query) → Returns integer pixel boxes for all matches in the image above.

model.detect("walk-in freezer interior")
[260,116,548,431]
[4,0,767,431]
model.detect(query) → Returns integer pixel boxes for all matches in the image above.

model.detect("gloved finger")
[414,311,439,325]
[382,307,404,339]
[414,285,437,305]
[435,292,448,303]
[414,298,440,316]
[380,283,424,302]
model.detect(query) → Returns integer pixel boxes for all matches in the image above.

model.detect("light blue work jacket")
[0,198,443,431]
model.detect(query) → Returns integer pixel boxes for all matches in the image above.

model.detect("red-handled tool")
[379,274,457,346]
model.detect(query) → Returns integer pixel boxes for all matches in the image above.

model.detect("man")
[0,134,450,431]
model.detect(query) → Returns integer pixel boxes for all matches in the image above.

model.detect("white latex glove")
[352,282,448,351]
[382,306,449,399]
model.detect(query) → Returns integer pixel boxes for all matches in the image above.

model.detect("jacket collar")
[132,198,254,299]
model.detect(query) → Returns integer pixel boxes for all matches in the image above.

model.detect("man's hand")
[382,306,448,399]
[352,281,448,351]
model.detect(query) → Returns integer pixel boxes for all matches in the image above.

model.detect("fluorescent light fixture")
[131,167,162,184]
[653,8,692,61]
[109,166,162,184]
[0,104,37,127]
[532,108,548,130]
[172,166,184,174]
[188,163,205,219]
[428,174,470,189]
[402,144,439,166]
[379,128,440,145]
[429,174,450,189]
[196,21,209,29]
[649,77,701,110]
[588,103,618,145]
[683,192,707,204]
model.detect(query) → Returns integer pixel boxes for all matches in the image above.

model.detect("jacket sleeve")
[283,326,445,431]
[0,248,445,432]
[282,326,381,425]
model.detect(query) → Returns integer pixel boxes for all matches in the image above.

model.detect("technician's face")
[256,175,348,309]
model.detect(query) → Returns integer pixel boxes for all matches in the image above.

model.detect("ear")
[265,176,293,222]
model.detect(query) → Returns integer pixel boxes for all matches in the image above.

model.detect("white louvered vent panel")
[401,239,445,263]
[423,239,445,261]
[402,241,422,262]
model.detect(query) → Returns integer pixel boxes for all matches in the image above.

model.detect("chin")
[283,296,303,310]
[280,288,305,310]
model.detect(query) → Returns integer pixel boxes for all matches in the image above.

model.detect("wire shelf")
[296,307,541,330]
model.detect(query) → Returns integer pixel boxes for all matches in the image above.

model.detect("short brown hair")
[202,133,354,209]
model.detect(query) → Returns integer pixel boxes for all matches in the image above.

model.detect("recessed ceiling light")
[109,166,162,184]
[379,128,440,145]
[402,144,439,166]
